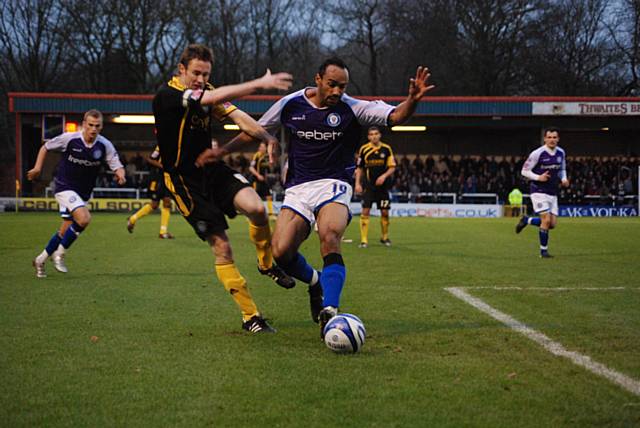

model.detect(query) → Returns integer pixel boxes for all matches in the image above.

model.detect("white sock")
[54,244,66,256]
[310,270,320,287]
[35,250,48,264]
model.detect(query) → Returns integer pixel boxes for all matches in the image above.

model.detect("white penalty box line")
[445,286,640,397]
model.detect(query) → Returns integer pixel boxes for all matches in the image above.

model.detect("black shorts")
[164,163,250,240]
[148,174,170,202]
[253,180,271,199]
[362,187,391,210]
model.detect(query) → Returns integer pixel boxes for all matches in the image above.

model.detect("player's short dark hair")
[83,109,103,122]
[179,44,214,68]
[318,57,349,77]
[543,127,560,136]
[368,126,381,133]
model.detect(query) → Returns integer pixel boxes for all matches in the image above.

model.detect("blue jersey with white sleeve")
[521,145,567,196]
[45,132,123,201]
[258,88,395,188]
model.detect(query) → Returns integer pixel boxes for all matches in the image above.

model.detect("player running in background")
[355,126,396,248]
[127,145,174,239]
[197,57,434,335]
[516,128,569,258]
[28,110,126,277]
[154,43,294,333]
[249,142,275,218]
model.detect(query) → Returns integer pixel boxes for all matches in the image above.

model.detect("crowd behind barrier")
[87,153,638,205]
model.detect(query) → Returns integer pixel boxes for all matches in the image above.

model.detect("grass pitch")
[1,212,639,427]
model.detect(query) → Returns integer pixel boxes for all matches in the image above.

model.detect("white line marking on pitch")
[464,287,634,291]
[445,287,640,397]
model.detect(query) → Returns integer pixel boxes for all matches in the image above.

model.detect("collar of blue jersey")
[168,76,214,92]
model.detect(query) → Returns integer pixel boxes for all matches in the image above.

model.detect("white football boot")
[51,249,68,273]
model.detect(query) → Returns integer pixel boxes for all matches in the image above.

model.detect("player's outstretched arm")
[388,66,435,126]
[27,145,49,181]
[200,69,293,106]
[195,110,279,167]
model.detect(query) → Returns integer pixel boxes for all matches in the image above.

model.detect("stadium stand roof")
[9,92,640,117]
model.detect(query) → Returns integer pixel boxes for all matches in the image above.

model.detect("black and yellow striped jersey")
[153,76,236,175]
[250,151,270,177]
[356,142,396,188]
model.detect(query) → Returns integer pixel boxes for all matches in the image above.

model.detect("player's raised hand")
[538,171,551,182]
[260,69,293,91]
[195,147,224,167]
[27,167,41,181]
[408,66,435,101]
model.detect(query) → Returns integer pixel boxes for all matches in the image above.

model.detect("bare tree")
[0,0,71,92]
[111,0,187,92]
[60,0,123,92]
[525,0,618,95]
[382,0,460,95]
[454,0,544,95]
[608,0,640,95]
[320,0,388,95]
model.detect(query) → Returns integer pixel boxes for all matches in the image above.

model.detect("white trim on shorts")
[530,192,559,216]
[55,190,87,219]
[282,178,353,225]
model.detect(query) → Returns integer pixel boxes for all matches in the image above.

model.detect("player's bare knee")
[76,213,91,228]
[271,239,293,262]
[249,203,267,222]
[320,231,341,254]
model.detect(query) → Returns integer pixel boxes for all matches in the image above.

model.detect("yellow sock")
[381,216,390,240]
[215,262,259,321]
[266,196,274,217]
[360,215,369,244]
[249,222,273,270]
[160,206,170,234]
[130,203,154,224]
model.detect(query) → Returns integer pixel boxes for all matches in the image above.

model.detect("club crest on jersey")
[557,156,561,162]
[92,149,102,159]
[326,113,341,127]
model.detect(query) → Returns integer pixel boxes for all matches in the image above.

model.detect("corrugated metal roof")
[8,92,637,117]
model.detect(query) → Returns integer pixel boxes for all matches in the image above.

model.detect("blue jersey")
[45,132,123,201]
[259,88,395,188]
[521,145,567,196]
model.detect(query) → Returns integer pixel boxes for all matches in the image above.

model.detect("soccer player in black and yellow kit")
[355,126,396,247]
[127,145,174,239]
[153,44,294,333]
[249,142,274,218]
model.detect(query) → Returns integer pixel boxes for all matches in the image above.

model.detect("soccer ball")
[323,313,366,353]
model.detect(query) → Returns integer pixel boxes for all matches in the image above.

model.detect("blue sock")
[539,229,549,253]
[277,252,317,284]
[45,232,62,255]
[529,217,541,227]
[321,253,346,308]
[60,222,84,249]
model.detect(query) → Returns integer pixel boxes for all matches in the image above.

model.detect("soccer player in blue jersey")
[516,128,570,258]
[197,58,434,336]
[27,110,126,277]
